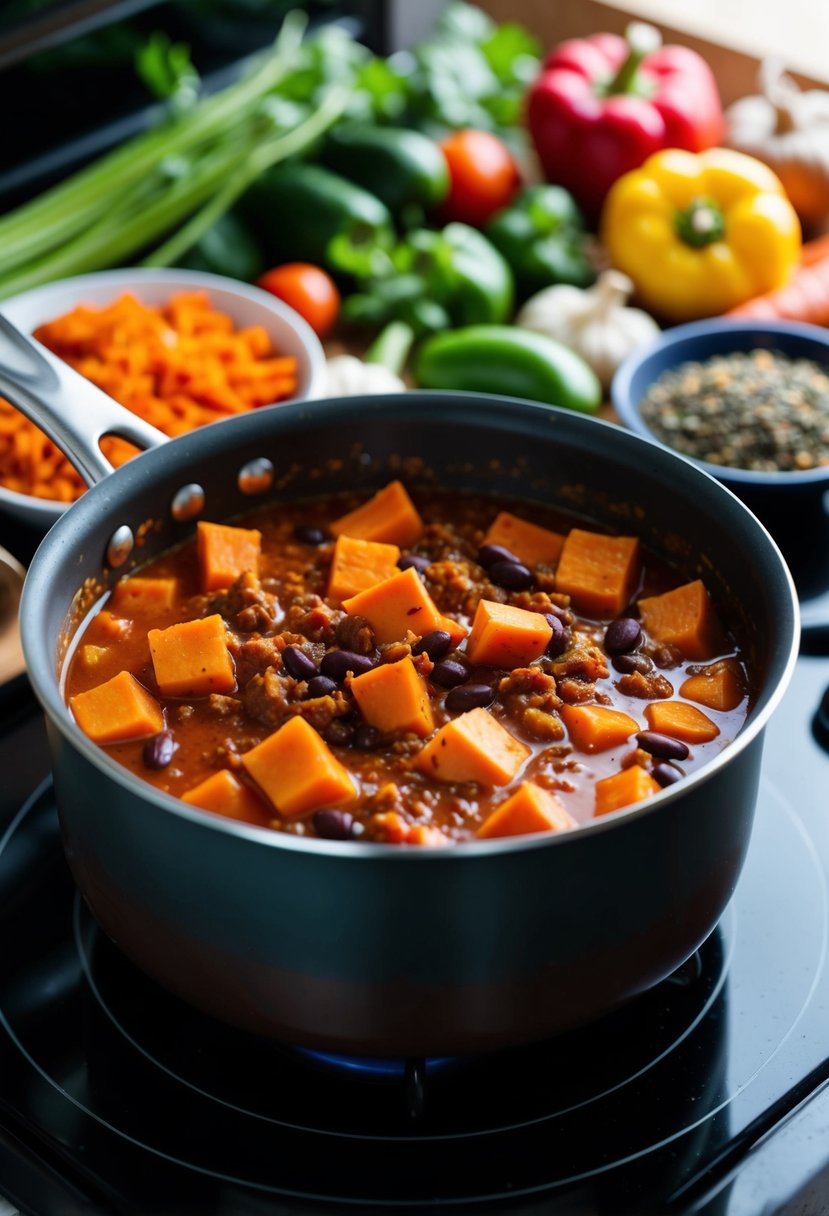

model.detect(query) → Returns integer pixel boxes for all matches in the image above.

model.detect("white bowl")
[0,268,327,530]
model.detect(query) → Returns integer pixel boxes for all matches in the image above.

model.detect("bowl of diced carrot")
[0,268,327,530]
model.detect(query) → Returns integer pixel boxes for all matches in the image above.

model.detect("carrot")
[728,246,829,324]
[0,291,298,503]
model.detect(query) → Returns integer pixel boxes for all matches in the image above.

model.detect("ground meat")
[299,691,351,733]
[283,595,342,643]
[507,590,575,626]
[557,677,597,704]
[206,694,243,717]
[498,667,563,740]
[549,640,609,683]
[234,635,290,685]
[643,640,682,669]
[616,670,675,700]
[412,521,474,563]
[210,571,280,634]
[242,668,296,727]
[425,559,481,616]
[335,613,377,655]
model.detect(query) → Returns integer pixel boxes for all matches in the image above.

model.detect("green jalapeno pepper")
[485,184,596,298]
[319,123,450,217]
[414,324,602,413]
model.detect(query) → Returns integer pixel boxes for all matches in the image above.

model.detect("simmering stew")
[64,481,753,844]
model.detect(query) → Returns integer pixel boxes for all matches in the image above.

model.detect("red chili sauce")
[63,482,753,845]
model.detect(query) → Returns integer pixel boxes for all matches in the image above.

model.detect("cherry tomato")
[438,129,522,228]
[256,263,341,338]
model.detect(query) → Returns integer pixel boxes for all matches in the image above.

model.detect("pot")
[4,316,799,1057]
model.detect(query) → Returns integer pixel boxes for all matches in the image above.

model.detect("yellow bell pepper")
[600,147,801,322]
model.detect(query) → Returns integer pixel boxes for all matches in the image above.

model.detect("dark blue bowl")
[611,318,829,604]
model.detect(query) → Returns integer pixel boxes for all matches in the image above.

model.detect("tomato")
[256,263,341,338]
[438,129,521,228]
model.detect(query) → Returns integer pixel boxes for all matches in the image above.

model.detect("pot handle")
[0,313,167,487]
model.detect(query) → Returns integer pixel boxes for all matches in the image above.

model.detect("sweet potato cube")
[70,670,164,744]
[555,528,640,619]
[466,599,552,669]
[197,520,262,592]
[79,644,109,670]
[638,580,724,661]
[439,614,468,648]
[110,576,178,615]
[477,781,576,839]
[330,480,423,546]
[94,609,130,640]
[483,511,565,567]
[181,769,270,826]
[327,534,400,602]
[415,707,530,786]
[342,566,445,644]
[645,701,720,743]
[148,614,235,698]
[241,715,356,818]
[560,703,639,753]
[679,659,745,711]
[406,823,452,846]
[594,765,661,817]
[350,657,434,737]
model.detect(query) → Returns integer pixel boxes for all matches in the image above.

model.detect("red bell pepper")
[527,23,724,223]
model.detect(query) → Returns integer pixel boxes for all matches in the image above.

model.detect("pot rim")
[20,391,801,860]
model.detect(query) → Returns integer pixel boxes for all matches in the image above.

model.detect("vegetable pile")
[4,1,829,499]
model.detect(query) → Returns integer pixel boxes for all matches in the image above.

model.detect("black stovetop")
[1,524,829,1215]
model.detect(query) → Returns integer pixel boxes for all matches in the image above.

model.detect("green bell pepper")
[319,123,450,218]
[414,325,602,413]
[343,222,514,335]
[485,184,596,297]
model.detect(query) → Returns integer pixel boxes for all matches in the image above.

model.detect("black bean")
[324,720,355,746]
[143,730,176,770]
[307,675,337,699]
[282,645,318,681]
[613,652,653,675]
[604,617,642,655]
[445,683,495,713]
[430,659,468,688]
[412,629,452,661]
[636,731,690,761]
[489,560,533,591]
[320,649,376,682]
[398,554,431,576]
[354,724,379,750]
[477,543,519,569]
[294,525,327,545]
[313,809,354,840]
[545,614,569,657]
[653,762,685,788]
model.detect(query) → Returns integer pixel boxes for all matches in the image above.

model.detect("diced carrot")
[482,511,565,567]
[594,765,661,817]
[477,781,575,839]
[465,599,552,669]
[350,657,434,737]
[327,534,400,602]
[70,670,164,744]
[342,565,445,644]
[415,707,530,786]
[644,701,720,743]
[148,613,235,697]
[638,579,724,661]
[196,520,262,592]
[679,658,745,711]
[555,529,640,619]
[241,715,357,818]
[560,703,640,752]
[110,576,178,614]
[181,769,271,826]
[330,481,424,546]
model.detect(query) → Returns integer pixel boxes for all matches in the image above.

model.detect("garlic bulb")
[726,59,829,228]
[325,355,406,397]
[516,270,659,390]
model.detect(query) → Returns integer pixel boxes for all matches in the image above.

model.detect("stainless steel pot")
[5,318,799,1056]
